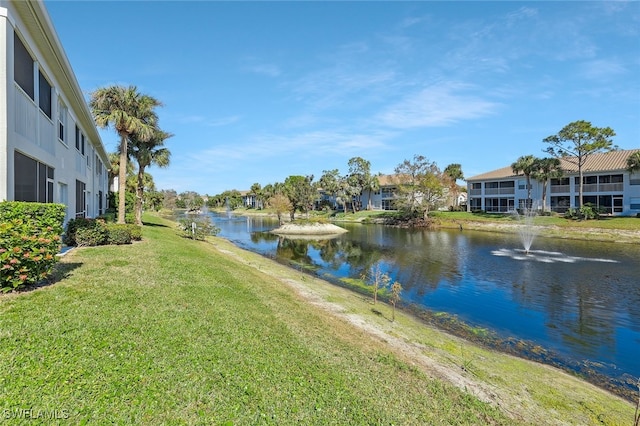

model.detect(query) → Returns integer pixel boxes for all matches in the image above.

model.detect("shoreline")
[208,234,635,422]
[217,208,639,244]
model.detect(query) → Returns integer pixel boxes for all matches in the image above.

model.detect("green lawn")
[0,215,512,425]
[1,214,633,424]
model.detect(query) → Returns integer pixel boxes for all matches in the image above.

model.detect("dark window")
[14,151,54,202]
[81,134,85,155]
[38,71,52,118]
[14,33,34,99]
[75,180,86,218]
[75,126,80,150]
[58,103,67,142]
[576,176,597,184]
[551,177,569,186]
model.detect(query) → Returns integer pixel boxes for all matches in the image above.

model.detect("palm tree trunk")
[135,166,145,225]
[118,133,127,224]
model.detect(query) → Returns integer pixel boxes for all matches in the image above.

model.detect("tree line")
[197,156,466,223]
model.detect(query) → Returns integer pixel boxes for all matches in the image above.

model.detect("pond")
[206,213,640,397]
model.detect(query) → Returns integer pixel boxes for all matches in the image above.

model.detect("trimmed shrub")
[127,225,143,241]
[64,218,140,247]
[0,202,65,292]
[75,223,108,247]
[104,224,132,245]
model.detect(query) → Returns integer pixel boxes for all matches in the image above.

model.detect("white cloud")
[248,64,282,77]
[377,83,500,128]
[579,59,627,81]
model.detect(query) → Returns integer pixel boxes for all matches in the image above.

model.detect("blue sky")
[45,1,639,196]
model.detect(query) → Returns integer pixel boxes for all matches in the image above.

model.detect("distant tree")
[179,191,204,211]
[284,175,316,220]
[145,190,164,212]
[319,169,342,210]
[511,155,538,209]
[90,85,161,223]
[268,193,292,225]
[347,157,373,213]
[444,163,464,207]
[531,157,562,213]
[363,174,380,210]
[543,120,617,208]
[249,183,263,209]
[162,189,178,209]
[627,151,640,174]
[394,155,446,219]
[129,128,172,225]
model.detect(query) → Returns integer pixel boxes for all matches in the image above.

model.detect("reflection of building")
[467,149,640,215]
[1,1,109,223]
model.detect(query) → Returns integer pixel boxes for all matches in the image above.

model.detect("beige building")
[1,1,109,223]
[466,149,640,216]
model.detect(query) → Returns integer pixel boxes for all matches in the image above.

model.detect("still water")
[208,213,640,394]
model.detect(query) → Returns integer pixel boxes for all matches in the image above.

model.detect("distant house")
[466,149,640,216]
[0,1,109,224]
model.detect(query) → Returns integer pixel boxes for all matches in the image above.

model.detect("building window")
[38,71,52,119]
[75,180,86,218]
[14,33,34,100]
[550,177,569,186]
[630,197,640,210]
[58,100,67,142]
[14,151,54,202]
[518,180,526,190]
[75,125,80,151]
[471,183,481,190]
[576,176,597,184]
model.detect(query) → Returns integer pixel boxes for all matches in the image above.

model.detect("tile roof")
[467,149,640,181]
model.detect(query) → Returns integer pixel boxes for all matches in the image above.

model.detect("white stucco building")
[466,149,640,216]
[1,1,109,223]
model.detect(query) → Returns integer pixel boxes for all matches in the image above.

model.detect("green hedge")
[63,218,142,247]
[0,202,65,292]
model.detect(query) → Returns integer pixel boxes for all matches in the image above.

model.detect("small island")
[270,222,348,236]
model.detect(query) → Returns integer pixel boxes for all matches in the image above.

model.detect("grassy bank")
[1,214,633,424]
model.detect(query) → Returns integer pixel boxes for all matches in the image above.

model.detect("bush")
[177,217,219,241]
[75,226,107,247]
[104,224,132,245]
[127,225,143,241]
[0,202,65,292]
[64,218,140,247]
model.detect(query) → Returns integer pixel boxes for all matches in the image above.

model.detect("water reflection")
[209,213,640,396]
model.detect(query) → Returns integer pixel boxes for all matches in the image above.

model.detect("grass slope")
[1,215,513,425]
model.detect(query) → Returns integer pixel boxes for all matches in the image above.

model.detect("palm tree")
[627,151,640,174]
[129,129,172,225]
[444,163,464,207]
[90,85,161,223]
[531,158,562,213]
[511,155,538,209]
[363,174,380,210]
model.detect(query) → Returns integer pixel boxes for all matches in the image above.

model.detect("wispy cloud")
[579,59,627,81]
[247,63,282,78]
[377,83,500,128]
